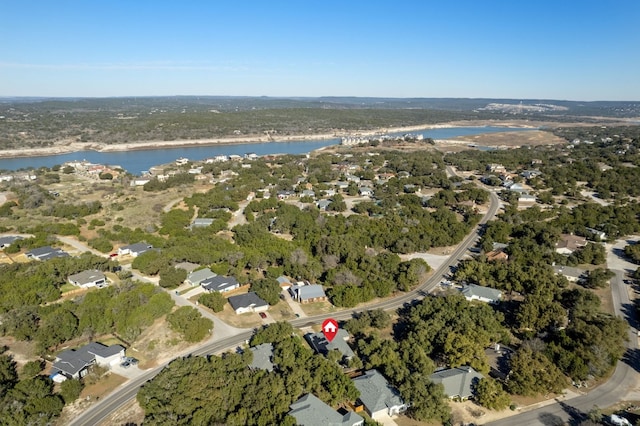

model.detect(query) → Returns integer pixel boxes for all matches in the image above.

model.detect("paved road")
[69,191,500,426]
[488,245,640,426]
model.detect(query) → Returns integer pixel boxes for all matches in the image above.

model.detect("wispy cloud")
[0,61,249,71]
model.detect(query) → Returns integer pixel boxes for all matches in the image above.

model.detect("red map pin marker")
[322,318,338,342]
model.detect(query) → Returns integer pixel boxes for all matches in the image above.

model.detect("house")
[485,250,508,262]
[289,283,327,303]
[430,366,484,400]
[277,190,295,200]
[486,164,506,173]
[249,343,274,372]
[0,235,22,249]
[301,189,316,198]
[306,329,354,361]
[117,242,153,257]
[276,275,293,289]
[228,292,268,314]
[201,275,240,293]
[189,218,214,229]
[520,170,542,179]
[185,268,216,286]
[518,193,537,203]
[288,394,364,426]
[26,246,69,261]
[352,369,407,420]
[335,181,349,190]
[52,342,125,380]
[358,187,374,197]
[345,174,361,183]
[586,227,606,241]
[460,284,502,304]
[555,234,587,255]
[552,265,586,282]
[316,199,332,211]
[68,270,108,288]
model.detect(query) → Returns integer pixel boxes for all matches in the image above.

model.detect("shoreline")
[0,120,538,160]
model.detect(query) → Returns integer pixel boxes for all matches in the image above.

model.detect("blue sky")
[1,1,638,100]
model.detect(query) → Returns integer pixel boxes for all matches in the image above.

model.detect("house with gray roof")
[289,283,327,303]
[460,284,502,304]
[117,242,153,257]
[288,393,364,426]
[352,369,407,420]
[201,275,240,293]
[0,235,22,249]
[189,218,214,229]
[249,343,274,372]
[430,366,484,400]
[186,267,216,286]
[52,342,125,379]
[26,246,69,261]
[316,199,332,211]
[228,292,268,314]
[306,329,354,362]
[552,265,586,282]
[68,270,107,288]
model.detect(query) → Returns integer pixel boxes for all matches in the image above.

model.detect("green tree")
[166,306,213,342]
[21,360,44,378]
[159,265,187,289]
[474,378,510,410]
[250,278,281,305]
[507,348,568,396]
[400,375,451,423]
[59,379,83,403]
[199,292,227,313]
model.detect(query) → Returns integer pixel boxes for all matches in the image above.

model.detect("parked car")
[120,361,131,368]
[259,312,267,319]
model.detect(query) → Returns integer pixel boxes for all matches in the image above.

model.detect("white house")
[52,342,125,380]
[352,369,407,420]
[460,284,502,304]
[117,242,153,257]
[68,270,108,288]
[228,292,268,314]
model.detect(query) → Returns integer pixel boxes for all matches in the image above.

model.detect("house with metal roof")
[117,242,153,257]
[186,268,216,286]
[552,265,586,282]
[288,394,364,426]
[0,235,22,249]
[201,275,240,293]
[460,284,502,304]
[68,270,107,288]
[289,283,327,303]
[228,292,268,314]
[305,329,354,362]
[26,246,69,261]
[249,343,274,372]
[52,342,125,379]
[352,369,407,420]
[189,218,214,229]
[430,366,484,400]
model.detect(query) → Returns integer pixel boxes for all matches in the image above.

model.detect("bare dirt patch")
[0,336,38,368]
[98,399,145,426]
[128,317,194,369]
[450,130,567,148]
[214,302,263,328]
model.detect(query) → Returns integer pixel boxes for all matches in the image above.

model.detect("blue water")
[0,126,533,175]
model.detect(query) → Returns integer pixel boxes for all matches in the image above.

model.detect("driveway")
[281,288,307,318]
[109,362,145,379]
[57,235,109,257]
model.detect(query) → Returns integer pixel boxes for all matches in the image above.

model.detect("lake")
[0,126,533,175]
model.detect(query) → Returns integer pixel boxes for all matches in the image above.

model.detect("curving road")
[69,191,500,426]
[487,261,640,425]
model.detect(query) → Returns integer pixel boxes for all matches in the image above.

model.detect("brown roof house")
[555,234,587,255]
